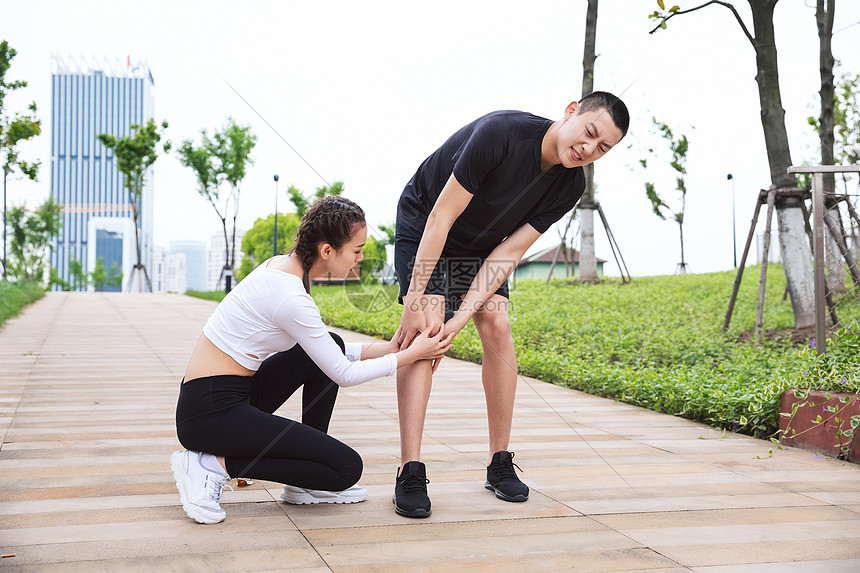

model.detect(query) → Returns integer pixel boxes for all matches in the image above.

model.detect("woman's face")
[326,223,366,278]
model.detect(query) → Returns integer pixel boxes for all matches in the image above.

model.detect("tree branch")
[650,1,755,49]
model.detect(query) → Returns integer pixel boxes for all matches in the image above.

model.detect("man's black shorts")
[394,216,509,323]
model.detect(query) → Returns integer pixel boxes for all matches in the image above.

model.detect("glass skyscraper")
[49,55,155,291]
[169,240,208,292]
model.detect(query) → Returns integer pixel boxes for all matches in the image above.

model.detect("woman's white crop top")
[203,259,396,387]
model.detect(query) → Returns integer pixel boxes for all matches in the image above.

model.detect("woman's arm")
[357,339,398,360]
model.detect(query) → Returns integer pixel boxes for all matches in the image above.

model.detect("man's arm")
[399,173,473,344]
[445,223,542,335]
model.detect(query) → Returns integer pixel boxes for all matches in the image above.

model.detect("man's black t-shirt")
[397,110,585,254]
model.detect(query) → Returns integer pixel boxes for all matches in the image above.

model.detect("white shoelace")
[205,474,233,503]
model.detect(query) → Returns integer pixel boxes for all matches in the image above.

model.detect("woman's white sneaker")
[170,450,230,524]
[280,484,367,504]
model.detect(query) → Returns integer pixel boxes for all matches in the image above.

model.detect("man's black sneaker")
[392,461,431,518]
[485,451,529,502]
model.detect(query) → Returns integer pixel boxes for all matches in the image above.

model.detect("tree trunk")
[749,0,815,328]
[824,204,847,293]
[221,218,229,292]
[578,0,600,283]
[2,168,7,281]
[816,1,845,294]
[131,191,143,293]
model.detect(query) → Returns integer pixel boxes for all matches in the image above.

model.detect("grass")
[185,290,228,302]
[0,281,45,328]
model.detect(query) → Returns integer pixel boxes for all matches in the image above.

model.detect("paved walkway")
[1,293,859,572]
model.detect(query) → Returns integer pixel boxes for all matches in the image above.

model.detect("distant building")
[49,55,156,292]
[513,244,606,282]
[169,240,207,292]
[208,229,245,291]
[152,246,186,294]
[86,217,135,292]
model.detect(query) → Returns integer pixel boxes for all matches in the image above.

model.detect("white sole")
[280,486,367,505]
[280,492,366,505]
[281,496,365,505]
[170,451,225,525]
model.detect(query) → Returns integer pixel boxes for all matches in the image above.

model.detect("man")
[393,91,629,518]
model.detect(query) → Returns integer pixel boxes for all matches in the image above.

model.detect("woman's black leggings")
[175,332,362,491]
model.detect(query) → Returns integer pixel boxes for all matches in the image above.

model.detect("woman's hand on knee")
[395,324,454,368]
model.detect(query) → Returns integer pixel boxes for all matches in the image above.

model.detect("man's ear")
[565,101,580,120]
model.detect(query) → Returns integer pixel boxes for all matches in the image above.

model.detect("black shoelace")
[399,473,430,493]
[493,455,523,480]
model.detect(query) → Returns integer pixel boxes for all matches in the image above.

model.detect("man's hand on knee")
[398,294,444,351]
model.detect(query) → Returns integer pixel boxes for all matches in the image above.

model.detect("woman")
[171,196,452,524]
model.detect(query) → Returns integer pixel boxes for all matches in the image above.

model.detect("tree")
[640,118,691,274]
[810,0,848,294]
[287,181,344,217]
[7,196,61,285]
[378,223,396,247]
[178,118,255,293]
[51,256,122,292]
[209,119,256,291]
[97,119,171,292]
[1,41,41,281]
[577,0,600,282]
[810,70,860,191]
[358,235,386,283]
[650,0,816,329]
[236,212,300,281]
[90,257,123,291]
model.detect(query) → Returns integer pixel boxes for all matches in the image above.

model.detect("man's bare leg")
[472,295,517,464]
[394,294,444,517]
[396,358,433,467]
[472,295,528,502]
[396,293,445,469]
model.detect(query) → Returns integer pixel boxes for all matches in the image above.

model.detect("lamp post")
[273,174,279,258]
[727,173,737,268]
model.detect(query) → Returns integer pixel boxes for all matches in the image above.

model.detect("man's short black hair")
[578,91,629,139]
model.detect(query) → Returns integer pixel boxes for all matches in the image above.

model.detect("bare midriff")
[183,334,255,383]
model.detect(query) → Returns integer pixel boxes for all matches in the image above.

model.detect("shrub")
[0,281,45,327]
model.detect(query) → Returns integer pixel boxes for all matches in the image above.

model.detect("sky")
[2,0,860,277]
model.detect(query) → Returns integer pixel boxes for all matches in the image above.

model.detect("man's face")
[555,102,624,168]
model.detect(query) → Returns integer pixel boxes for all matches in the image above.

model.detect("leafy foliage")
[51,256,122,292]
[177,118,256,283]
[637,118,690,268]
[97,118,170,290]
[287,181,345,218]
[0,280,44,327]
[236,212,300,281]
[358,235,387,283]
[7,196,61,285]
[0,40,41,180]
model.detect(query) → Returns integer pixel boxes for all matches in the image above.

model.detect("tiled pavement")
[1,292,859,572]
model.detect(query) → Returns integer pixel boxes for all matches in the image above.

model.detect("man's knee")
[475,306,513,346]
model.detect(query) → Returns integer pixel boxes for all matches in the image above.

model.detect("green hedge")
[0,281,45,328]
[310,267,860,439]
[185,290,227,303]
